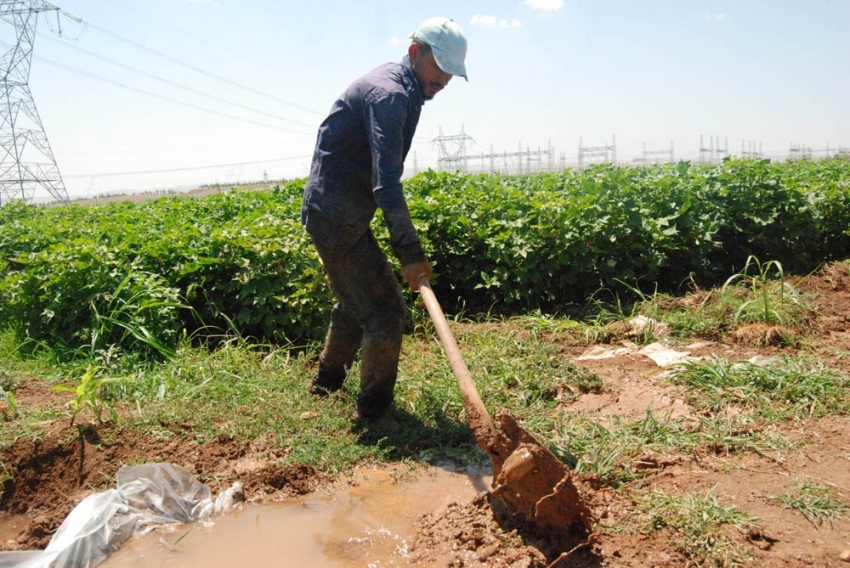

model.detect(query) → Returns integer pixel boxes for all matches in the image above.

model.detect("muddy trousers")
[309,227,406,419]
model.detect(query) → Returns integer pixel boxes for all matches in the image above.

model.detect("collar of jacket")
[400,55,426,106]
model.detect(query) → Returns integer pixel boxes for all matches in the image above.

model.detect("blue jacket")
[301,56,426,266]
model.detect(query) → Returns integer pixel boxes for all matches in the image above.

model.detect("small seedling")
[1,387,18,420]
[52,365,120,426]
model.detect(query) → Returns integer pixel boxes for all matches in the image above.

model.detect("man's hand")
[400,261,433,291]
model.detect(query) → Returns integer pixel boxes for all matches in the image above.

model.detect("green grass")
[0,316,602,472]
[631,487,757,566]
[720,256,807,327]
[666,355,850,420]
[546,410,795,487]
[579,256,813,346]
[0,300,828,477]
[2,259,848,568]
[767,478,849,528]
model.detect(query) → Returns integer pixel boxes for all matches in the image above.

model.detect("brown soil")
[2,263,850,567]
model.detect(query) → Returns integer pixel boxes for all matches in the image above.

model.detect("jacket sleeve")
[365,90,426,266]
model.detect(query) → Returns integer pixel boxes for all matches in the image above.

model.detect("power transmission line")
[60,140,296,156]
[63,154,312,178]
[86,0,297,79]
[40,32,316,129]
[432,126,473,172]
[19,48,315,135]
[80,19,322,116]
[0,0,70,205]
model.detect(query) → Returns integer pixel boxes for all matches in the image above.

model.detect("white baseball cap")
[411,17,468,81]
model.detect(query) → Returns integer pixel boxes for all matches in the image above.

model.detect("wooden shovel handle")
[418,277,496,435]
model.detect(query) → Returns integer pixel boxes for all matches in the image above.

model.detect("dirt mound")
[0,422,328,549]
[409,494,552,567]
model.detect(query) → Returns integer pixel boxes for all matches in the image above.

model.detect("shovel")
[418,277,593,550]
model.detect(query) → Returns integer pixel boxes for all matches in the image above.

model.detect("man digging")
[301,17,468,425]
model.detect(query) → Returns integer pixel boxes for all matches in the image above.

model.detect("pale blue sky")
[4,0,848,199]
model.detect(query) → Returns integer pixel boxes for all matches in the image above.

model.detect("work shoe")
[351,409,400,429]
[308,366,346,396]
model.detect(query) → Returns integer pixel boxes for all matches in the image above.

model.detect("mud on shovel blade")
[418,278,593,550]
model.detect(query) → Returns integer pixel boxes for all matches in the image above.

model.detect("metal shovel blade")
[418,279,592,549]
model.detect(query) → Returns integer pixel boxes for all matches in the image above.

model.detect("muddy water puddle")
[0,516,26,545]
[102,465,491,568]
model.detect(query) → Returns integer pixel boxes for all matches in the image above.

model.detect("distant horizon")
[1,0,846,203]
[18,149,846,207]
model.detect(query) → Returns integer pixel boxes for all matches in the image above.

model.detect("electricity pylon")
[432,126,472,173]
[1,0,69,205]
